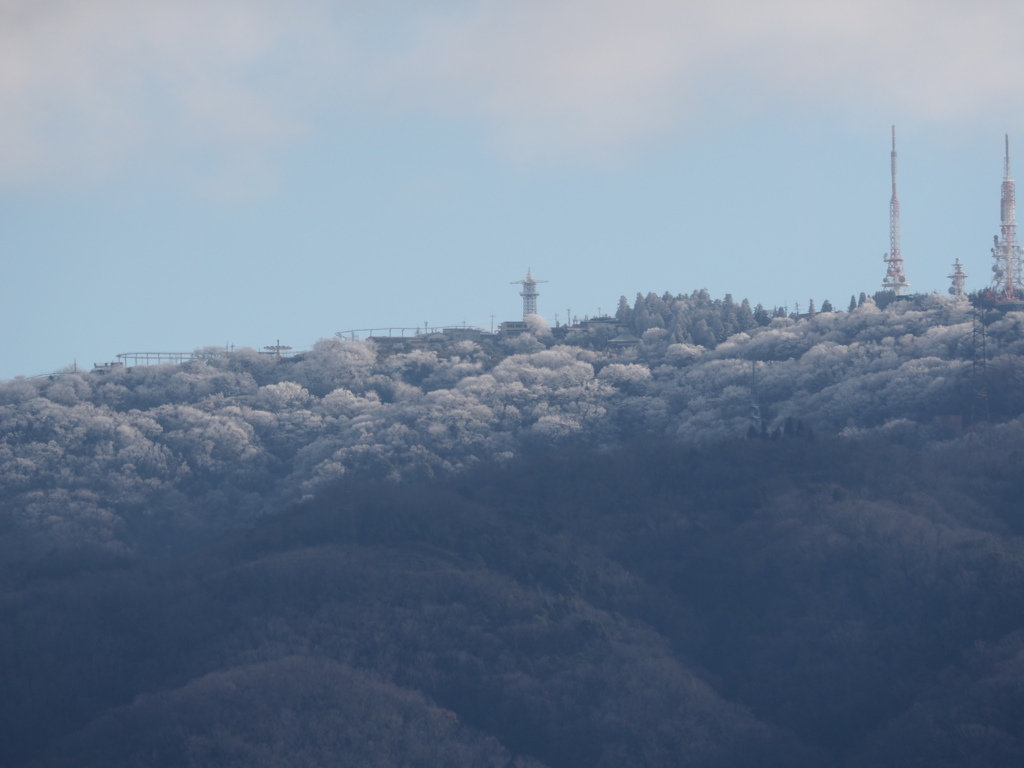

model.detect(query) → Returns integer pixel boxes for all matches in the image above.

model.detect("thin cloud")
[391,0,1024,159]
[0,0,336,193]
[4,0,1024,190]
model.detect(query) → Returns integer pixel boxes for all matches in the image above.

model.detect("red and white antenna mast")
[988,134,1024,301]
[882,125,910,295]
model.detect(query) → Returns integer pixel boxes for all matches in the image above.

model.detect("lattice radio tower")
[948,258,968,297]
[988,134,1024,301]
[511,268,548,319]
[882,126,911,295]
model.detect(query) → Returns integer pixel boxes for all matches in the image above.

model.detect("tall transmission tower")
[882,125,911,295]
[511,268,548,319]
[987,134,1024,301]
[948,258,968,297]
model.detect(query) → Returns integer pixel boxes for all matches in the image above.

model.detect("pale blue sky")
[1,1,1021,379]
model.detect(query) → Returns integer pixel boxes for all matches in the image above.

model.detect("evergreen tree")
[737,298,755,331]
[616,296,632,324]
[872,290,896,309]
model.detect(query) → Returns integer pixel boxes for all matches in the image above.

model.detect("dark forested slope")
[3,437,1024,768]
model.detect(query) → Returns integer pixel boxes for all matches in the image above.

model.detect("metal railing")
[116,352,197,366]
[335,326,488,340]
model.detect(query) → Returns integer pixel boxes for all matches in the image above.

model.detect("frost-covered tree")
[0,292,1003,557]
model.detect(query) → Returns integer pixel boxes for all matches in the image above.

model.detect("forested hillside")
[2,290,1024,767]
[3,438,1024,767]
[1,292,1021,557]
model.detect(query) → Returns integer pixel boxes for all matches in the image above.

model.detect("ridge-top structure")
[948,258,968,297]
[986,134,1024,301]
[511,268,548,319]
[882,125,911,295]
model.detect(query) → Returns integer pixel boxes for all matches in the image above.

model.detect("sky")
[3,0,1024,379]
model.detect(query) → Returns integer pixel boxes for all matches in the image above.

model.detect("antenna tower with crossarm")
[511,268,548,319]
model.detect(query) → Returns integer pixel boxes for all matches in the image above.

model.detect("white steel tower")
[948,258,968,297]
[882,126,911,295]
[511,269,548,319]
[988,135,1024,301]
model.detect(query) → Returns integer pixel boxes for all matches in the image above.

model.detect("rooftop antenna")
[882,125,910,295]
[510,268,548,319]
[948,258,968,297]
[988,134,1024,301]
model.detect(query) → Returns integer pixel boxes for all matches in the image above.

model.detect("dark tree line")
[613,289,884,349]
[615,289,771,347]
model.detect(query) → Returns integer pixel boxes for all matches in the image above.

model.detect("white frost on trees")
[0,295,1003,555]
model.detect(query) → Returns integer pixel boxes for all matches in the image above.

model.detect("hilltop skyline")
[4,1,1024,379]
